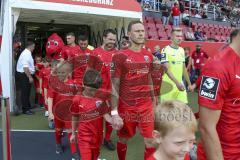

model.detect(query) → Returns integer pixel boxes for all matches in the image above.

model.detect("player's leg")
[117,109,137,160]
[103,121,115,150]
[92,147,100,160]
[79,147,92,160]
[54,118,64,154]
[138,107,155,160]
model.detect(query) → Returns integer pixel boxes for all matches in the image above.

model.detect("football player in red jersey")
[111,21,157,160]
[70,69,112,160]
[62,32,81,60]
[48,61,79,160]
[148,100,197,160]
[87,29,117,150]
[198,29,240,160]
[72,35,92,81]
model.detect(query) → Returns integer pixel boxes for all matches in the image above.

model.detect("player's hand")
[176,81,185,91]
[48,113,54,121]
[112,115,123,130]
[188,84,195,92]
[29,77,34,83]
[70,133,77,143]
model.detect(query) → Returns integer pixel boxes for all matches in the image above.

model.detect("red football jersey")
[88,47,117,91]
[39,67,51,89]
[61,45,81,60]
[198,46,240,159]
[72,48,92,80]
[111,48,154,108]
[70,95,110,148]
[191,50,208,69]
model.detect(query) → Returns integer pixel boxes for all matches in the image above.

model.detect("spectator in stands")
[194,27,206,41]
[185,28,196,41]
[161,3,171,25]
[171,2,181,26]
[202,11,208,19]
[182,10,190,26]
[195,10,202,18]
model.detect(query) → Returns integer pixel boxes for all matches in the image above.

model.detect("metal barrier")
[1,97,12,160]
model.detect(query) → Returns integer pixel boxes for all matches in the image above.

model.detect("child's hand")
[48,113,54,121]
[104,114,113,124]
[70,133,77,143]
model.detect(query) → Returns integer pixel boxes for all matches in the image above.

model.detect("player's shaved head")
[171,27,182,34]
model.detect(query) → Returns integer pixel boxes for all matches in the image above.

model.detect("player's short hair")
[171,27,182,34]
[103,29,116,37]
[154,100,197,137]
[26,41,35,48]
[127,20,143,32]
[66,32,75,37]
[230,29,240,43]
[83,69,102,89]
[122,36,129,41]
[78,35,88,41]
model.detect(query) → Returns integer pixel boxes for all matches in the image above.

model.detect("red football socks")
[68,133,77,154]
[117,141,127,160]
[105,121,113,141]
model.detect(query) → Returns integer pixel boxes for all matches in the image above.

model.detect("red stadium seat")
[154,18,162,24]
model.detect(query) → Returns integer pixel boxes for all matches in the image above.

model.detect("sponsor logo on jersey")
[96,100,103,107]
[144,55,149,62]
[200,76,219,100]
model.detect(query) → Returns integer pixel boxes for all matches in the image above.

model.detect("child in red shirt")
[39,61,51,116]
[70,69,112,160]
[47,61,80,160]
[147,100,197,160]
[34,55,44,106]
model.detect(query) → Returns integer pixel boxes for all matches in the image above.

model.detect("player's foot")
[71,152,80,160]
[103,139,116,151]
[22,110,35,115]
[44,111,49,117]
[55,144,63,154]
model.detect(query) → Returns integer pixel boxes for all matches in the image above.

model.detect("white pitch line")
[0,129,55,132]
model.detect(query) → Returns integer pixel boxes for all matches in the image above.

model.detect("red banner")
[36,0,141,12]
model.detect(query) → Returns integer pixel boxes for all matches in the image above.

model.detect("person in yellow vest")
[160,27,194,104]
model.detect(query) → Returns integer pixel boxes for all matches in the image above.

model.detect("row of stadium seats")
[143,16,235,42]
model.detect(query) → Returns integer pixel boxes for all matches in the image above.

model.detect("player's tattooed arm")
[111,77,123,130]
[148,74,157,106]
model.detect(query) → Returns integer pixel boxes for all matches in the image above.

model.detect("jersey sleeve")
[198,61,229,110]
[111,53,127,78]
[70,96,81,115]
[160,47,169,64]
[47,87,55,98]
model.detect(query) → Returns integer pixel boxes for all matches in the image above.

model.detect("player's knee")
[144,137,154,147]
[118,137,128,144]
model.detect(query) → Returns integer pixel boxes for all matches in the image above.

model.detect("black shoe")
[103,139,116,151]
[56,144,63,154]
[71,152,80,160]
[22,110,35,115]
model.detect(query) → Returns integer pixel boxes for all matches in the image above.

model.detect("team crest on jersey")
[96,100,103,108]
[199,76,220,100]
[144,55,149,62]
